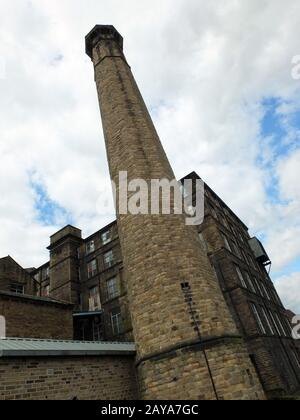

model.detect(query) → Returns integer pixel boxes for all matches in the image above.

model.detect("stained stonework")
[86,25,265,400]
[0,291,73,340]
[48,225,83,304]
[0,355,137,400]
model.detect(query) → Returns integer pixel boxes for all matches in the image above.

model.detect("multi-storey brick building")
[184,172,300,397]
[3,170,290,398]
[0,24,299,400]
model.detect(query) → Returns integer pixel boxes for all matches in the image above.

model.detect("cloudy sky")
[0,0,300,312]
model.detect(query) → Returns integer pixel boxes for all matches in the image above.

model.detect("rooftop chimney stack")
[86,25,265,400]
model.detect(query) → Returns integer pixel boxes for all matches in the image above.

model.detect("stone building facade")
[184,172,300,398]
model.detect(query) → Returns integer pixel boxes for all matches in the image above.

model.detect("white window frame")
[292,351,300,369]
[104,250,114,268]
[111,310,123,336]
[101,230,112,245]
[223,234,232,252]
[89,286,101,311]
[274,312,287,337]
[261,283,271,301]
[10,284,24,295]
[87,259,97,278]
[245,272,256,293]
[235,265,248,289]
[260,306,275,335]
[254,278,264,297]
[107,277,119,300]
[86,240,95,255]
[251,303,266,335]
[268,310,281,336]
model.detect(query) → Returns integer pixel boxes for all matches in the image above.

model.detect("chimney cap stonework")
[85,25,123,59]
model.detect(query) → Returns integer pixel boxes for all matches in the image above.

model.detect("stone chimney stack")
[86,25,265,400]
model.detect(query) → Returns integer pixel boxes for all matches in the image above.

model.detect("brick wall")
[0,292,73,340]
[0,256,37,295]
[0,356,138,400]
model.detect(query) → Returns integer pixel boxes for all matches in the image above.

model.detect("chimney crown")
[85,25,123,59]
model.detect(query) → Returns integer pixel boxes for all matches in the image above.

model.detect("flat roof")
[0,290,73,307]
[0,338,136,358]
[73,310,103,317]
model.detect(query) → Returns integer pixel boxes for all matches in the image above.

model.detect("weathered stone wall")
[138,339,264,400]
[86,25,265,400]
[0,356,138,400]
[0,292,73,340]
[0,256,37,295]
[49,226,83,305]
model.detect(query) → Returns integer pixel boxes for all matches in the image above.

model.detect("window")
[292,350,300,369]
[101,230,112,245]
[104,250,114,268]
[42,267,49,281]
[245,272,256,293]
[111,308,123,335]
[87,259,97,278]
[222,234,232,252]
[284,318,293,338]
[232,241,242,259]
[42,285,50,297]
[180,184,189,199]
[271,289,282,306]
[249,256,257,270]
[238,232,245,244]
[230,224,237,237]
[107,277,119,300]
[268,310,281,336]
[89,286,101,311]
[10,284,24,295]
[242,250,250,266]
[254,278,264,297]
[274,312,286,337]
[261,283,271,301]
[92,317,103,341]
[235,265,248,289]
[260,307,275,335]
[250,303,266,335]
[86,240,95,255]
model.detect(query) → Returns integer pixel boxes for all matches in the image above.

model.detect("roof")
[180,171,249,230]
[73,310,103,317]
[0,338,136,358]
[0,290,73,307]
[0,256,40,285]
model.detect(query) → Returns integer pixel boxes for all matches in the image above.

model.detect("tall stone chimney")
[86,25,265,400]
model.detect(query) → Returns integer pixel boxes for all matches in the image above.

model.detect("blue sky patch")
[30,178,72,227]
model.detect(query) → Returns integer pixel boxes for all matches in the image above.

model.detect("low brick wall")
[0,355,138,400]
[0,291,73,340]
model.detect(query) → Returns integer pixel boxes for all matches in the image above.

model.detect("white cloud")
[276,272,300,314]
[0,0,299,293]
